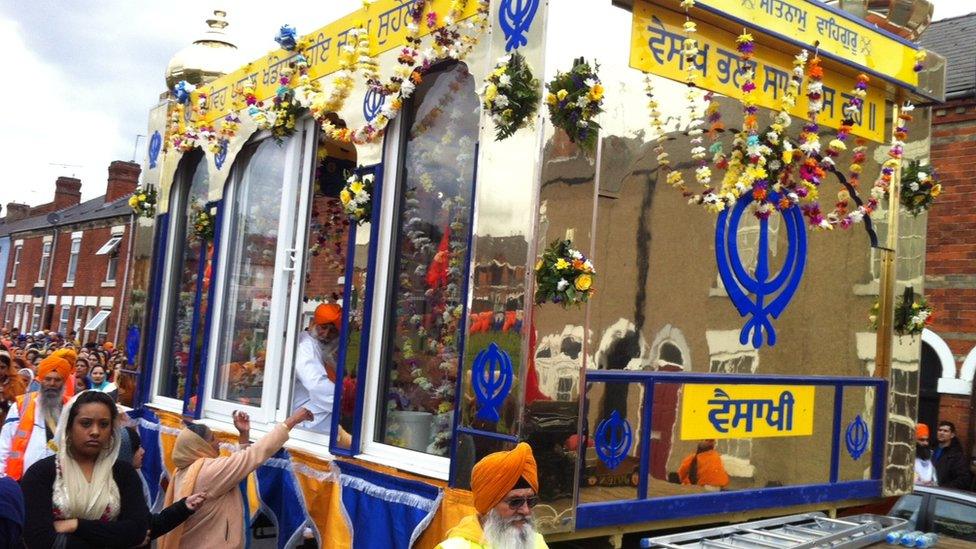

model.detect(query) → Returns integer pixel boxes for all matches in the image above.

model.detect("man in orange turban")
[678,439,729,490]
[290,304,350,442]
[437,442,549,548]
[0,356,72,479]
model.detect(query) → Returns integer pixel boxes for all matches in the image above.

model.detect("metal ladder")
[641,513,909,549]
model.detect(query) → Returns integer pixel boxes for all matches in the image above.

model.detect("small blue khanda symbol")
[595,410,633,471]
[214,139,228,170]
[846,414,869,461]
[148,131,162,169]
[472,343,514,422]
[499,0,540,52]
[715,189,807,349]
[363,88,385,123]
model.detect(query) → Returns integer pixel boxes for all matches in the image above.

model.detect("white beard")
[482,509,536,549]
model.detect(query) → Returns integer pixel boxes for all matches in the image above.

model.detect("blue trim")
[576,480,882,529]
[585,370,886,387]
[637,381,654,499]
[190,199,223,419]
[329,209,362,457]
[448,141,479,487]
[830,385,844,482]
[688,1,935,101]
[455,426,520,444]
[137,213,170,407]
[871,383,887,479]
[182,213,212,416]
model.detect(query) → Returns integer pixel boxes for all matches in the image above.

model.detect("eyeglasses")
[504,496,539,510]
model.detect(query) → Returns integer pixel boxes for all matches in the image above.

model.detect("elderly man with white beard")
[0,355,74,480]
[437,442,549,549]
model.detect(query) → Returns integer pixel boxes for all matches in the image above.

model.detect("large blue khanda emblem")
[716,189,807,349]
[595,410,633,470]
[845,415,869,461]
[472,342,514,422]
[148,131,162,169]
[363,88,385,123]
[214,139,228,170]
[499,0,540,51]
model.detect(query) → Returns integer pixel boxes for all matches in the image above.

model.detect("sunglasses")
[504,496,539,510]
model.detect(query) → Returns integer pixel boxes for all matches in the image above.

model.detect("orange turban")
[917,423,930,440]
[37,356,74,397]
[470,442,539,515]
[103,342,114,351]
[314,304,342,328]
[52,348,78,369]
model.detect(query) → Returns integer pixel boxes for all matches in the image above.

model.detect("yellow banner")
[193,0,482,123]
[631,1,886,143]
[680,384,815,440]
[693,0,919,89]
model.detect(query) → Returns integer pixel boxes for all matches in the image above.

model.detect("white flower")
[498,74,512,87]
[918,172,928,181]
[909,182,920,191]
[494,94,510,108]
[577,119,589,128]
[400,80,416,96]
[570,250,583,259]
[498,54,512,64]
[584,78,597,88]
[557,279,569,291]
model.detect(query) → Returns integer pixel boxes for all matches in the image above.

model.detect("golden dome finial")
[165,8,241,90]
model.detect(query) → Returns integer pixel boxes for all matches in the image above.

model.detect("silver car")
[889,485,976,541]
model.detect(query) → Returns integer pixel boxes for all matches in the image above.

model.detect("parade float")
[122,0,946,546]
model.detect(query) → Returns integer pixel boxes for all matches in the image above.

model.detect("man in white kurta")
[291,303,341,435]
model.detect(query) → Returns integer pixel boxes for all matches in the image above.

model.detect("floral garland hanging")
[545,58,604,152]
[478,51,541,140]
[870,286,933,337]
[192,206,216,241]
[128,185,158,219]
[534,239,596,307]
[899,160,941,216]
[340,170,375,224]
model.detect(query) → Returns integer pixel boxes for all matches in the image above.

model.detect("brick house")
[919,14,976,463]
[0,161,140,346]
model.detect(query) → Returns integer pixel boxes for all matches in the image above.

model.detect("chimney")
[105,161,141,203]
[4,203,31,222]
[53,177,82,210]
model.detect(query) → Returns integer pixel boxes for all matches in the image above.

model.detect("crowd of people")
[914,420,973,490]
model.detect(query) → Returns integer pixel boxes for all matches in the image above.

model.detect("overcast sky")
[0,0,972,211]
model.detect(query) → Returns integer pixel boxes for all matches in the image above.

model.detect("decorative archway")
[923,329,968,395]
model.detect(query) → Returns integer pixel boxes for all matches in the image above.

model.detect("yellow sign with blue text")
[193,0,482,124]
[630,1,885,143]
[680,384,815,440]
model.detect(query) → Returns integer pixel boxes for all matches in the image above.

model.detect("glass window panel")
[67,239,81,282]
[11,246,21,282]
[159,157,210,400]
[932,498,976,541]
[889,493,922,526]
[375,63,479,456]
[39,242,51,281]
[59,306,70,329]
[212,140,287,406]
[106,254,119,282]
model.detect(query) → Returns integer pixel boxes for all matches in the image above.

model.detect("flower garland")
[478,51,540,140]
[872,101,914,204]
[870,286,933,336]
[825,74,875,228]
[545,58,605,152]
[128,185,157,219]
[900,160,941,216]
[534,239,595,307]
[340,170,375,224]
[192,206,216,241]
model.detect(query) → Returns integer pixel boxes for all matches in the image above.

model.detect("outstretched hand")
[285,407,314,429]
[185,492,208,511]
[232,410,251,435]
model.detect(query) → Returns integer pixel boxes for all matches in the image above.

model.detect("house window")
[4,305,13,329]
[85,308,111,343]
[14,304,23,332]
[59,306,70,331]
[105,253,119,283]
[10,246,21,284]
[82,307,96,343]
[66,238,81,283]
[30,304,42,333]
[372,63,479,458]
[73,305,84,335]
[38,242,52,283]
[95,236,123,256]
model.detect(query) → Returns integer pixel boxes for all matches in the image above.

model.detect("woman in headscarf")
[158,406,312,549]
[87,364,118,401]
[20,390,150,548]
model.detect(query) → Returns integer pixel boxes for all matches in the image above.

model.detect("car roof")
[913,485,976,503]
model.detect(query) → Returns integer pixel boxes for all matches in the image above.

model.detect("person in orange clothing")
[678,439,730,490]
[436,442,549,549]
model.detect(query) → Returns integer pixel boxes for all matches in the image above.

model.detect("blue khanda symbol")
[363,88,385,123]
[846,415,869,460]
[148,131,162,169]
[595,410,633,471]
[472,343,514,422]
[499,0,540,52]
[215,139,228,170]
[715,189,807,349]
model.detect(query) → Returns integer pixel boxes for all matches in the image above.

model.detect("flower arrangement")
[274,24,298,50]
[192,206,216,241]
[545,58,604,152]
[478,51,540,140]
[870,286,933,336]
[128,185,157,219]
[899,160,941,216]
[340,170,375,224]
[534,239,596,307]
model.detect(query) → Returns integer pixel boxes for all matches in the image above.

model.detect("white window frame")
[201,124,316,430]
[30,304,41,333]
[38,241,52,284]
[105,253,119,283]
[5,304,14,329]
[9,245,22,285]
[14,303,24,332]
[84,309,111,332]
[66,238,81,284]
[95,236,123,256]
[94,308,111,342]
[59,305,70,331]
[82,306,95,343]
[73,305,84,335]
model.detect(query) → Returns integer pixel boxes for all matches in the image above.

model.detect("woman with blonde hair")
[21,390,150,548]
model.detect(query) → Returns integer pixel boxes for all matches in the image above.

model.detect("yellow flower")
[350,181,364,194]
[138,194,147,201]
[556,89,569,101]
[588,83,604,102]
[554,258,570,270]
[492,66,506,78]
[485,84,498,101]
[546,93,558,105]
[574,274,593,291]
[535,259,544,271]
[782,149,794,164]
[128,196,138,207]
[931,184,941,197]
[340,189,352,205]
